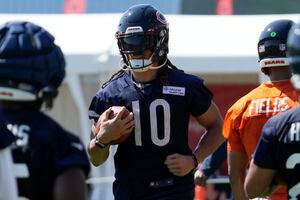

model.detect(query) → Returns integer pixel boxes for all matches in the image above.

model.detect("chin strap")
[148,58,168,70]
[124,57,168,73]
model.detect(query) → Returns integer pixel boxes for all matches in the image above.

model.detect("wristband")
[94,137,108,148]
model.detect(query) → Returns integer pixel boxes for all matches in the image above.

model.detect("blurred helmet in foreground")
[0,21,65,108]
[287,22,300,91]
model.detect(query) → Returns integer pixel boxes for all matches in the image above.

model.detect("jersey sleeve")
[88,91,110,123]
[53,126,91,177]
[253,120,277,169]
[189,78,213,117]
[223,104,246,153]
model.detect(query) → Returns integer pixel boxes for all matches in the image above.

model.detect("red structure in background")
[189,84,257,200]
[216,0,233,15]
[64,0,86,13]
[188,83,257,150]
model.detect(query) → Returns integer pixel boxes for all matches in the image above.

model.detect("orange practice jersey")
[223,80,299,200]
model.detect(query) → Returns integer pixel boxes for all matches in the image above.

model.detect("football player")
[194,141,227,186]
[0,124,18,200]
[223,19,298,200]
[87,4,224,200]
[0,21,90,200]
[245,22,300,200]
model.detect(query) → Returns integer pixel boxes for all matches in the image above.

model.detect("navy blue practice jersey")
[89,68,213,199]
[0,122,15,149]
[253,106,300,199]
[0,107,90,200]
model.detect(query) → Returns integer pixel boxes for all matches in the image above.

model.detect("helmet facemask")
[116,4,169,72]
[258,40,289,71]
[116,26,168,72]
[117,28,155,71]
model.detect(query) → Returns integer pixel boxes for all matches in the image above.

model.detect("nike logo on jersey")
[162,86,185,96]
[71,142,84,151]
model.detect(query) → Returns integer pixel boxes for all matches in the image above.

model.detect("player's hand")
[194,169,208,186]
[92,107,134,144]
[164,153,195,177]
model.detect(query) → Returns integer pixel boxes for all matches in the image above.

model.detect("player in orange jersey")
[245,21,300,200]
[223,19,298,200]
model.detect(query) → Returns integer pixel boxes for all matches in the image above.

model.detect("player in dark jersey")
[194,141,227,186]
[245,22,300,199]
[0,123,18,200]
[87,4,224,200]
[0,21,90,200]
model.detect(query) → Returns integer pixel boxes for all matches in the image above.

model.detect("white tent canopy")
[0,14,299,75]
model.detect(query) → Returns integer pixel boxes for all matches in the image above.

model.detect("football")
[108,106,132,145]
